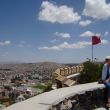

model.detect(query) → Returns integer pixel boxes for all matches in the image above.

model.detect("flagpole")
[92,44,93,62]
[92,36,94,62]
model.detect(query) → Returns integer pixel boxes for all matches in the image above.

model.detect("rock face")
[51,89,107,110]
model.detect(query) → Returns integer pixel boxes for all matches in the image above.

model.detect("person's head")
[105,56,110,66]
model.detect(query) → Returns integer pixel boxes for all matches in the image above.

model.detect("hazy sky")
[0,0,110,63]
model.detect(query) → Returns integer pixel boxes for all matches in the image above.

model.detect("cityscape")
[0,0,110,110]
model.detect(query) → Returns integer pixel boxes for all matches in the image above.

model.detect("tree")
[79,61,103,84]
[33,81,52,93]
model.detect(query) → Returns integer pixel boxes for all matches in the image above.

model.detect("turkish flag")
[92,36,101,45]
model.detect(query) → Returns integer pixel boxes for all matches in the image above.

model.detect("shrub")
[33,81,52,92]
[44,81,52,92]
[79,61,103,84]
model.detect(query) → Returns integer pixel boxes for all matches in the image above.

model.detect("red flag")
[92,36,101,45]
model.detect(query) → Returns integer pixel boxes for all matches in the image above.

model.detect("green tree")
[44,81,52,92]
[33,81,52,93]
[79,61,103,84]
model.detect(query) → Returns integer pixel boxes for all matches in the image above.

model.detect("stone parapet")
[3,82,105,110]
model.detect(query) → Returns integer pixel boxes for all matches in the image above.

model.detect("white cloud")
[83,0,110,20]
[0,41,11,46]
[38,1,81,24]
[18,44,26,48]
[50,39,57,43]
[38,41,91,50]
[101,39,109,44]
[39,39,108,51]
[55,32,71,39]
[39,46,60,50]
[18,41,30,48]
[79,20,92,27]
[104,31,109,36]
[80,31,101,37]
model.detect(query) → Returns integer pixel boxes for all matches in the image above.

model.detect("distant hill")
[0,62,67,82]
[64,63,80,67]
[0,62,66,72]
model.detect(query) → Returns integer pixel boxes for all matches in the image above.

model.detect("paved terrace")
[4,82,105,110]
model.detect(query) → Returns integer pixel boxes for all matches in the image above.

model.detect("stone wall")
[3,82,105,110]
[53,65,84,79]
[53,65,84,88]
[50,88,106,110]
